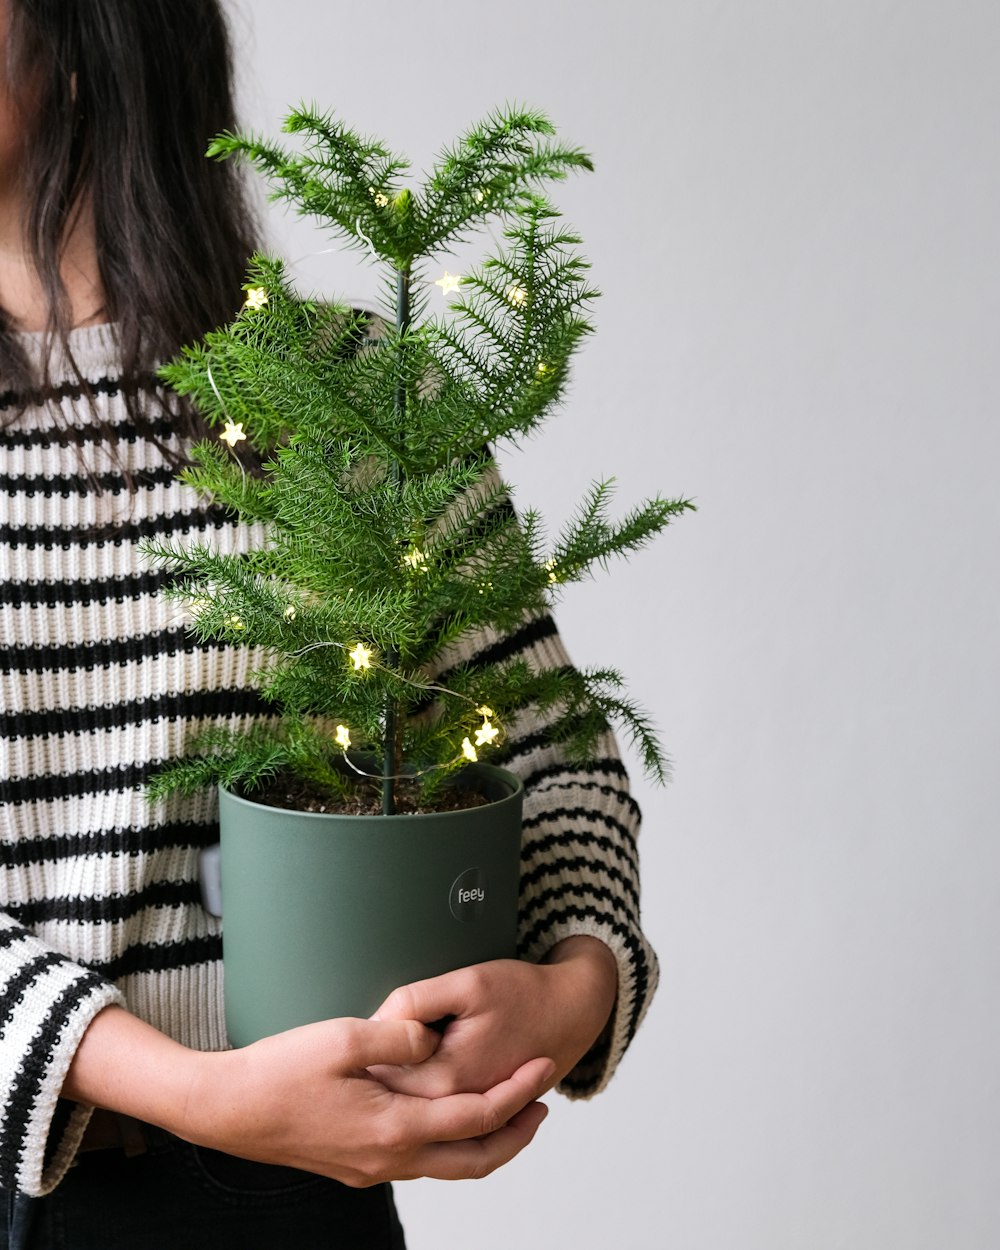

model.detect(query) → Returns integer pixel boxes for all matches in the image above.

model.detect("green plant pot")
[218,764,524,1046]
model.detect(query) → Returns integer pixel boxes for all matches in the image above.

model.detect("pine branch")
[179,440,276,522]
[146,722,289,800]
[551,482,697,580]
[208,114,410,264]
[419,106,594,254]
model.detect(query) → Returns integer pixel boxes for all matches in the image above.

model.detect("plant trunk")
[382,265,412,815]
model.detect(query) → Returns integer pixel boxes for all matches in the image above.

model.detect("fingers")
[407,1056,555,1145]
[367,1060,456,1099]
[378,1057,554,1182]
[413,1098,549,1181]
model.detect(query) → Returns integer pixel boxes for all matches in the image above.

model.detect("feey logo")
[449,867,487,921]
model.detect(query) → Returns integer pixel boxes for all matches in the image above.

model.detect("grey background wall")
[231,2,1000,1246]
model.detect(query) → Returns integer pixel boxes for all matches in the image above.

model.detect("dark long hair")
[0,0,258,456]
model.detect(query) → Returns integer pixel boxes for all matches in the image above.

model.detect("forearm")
[61,1005,213,1141]
[541,935,618,1070]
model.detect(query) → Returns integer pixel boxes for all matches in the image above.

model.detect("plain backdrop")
[230,2,1000,1246]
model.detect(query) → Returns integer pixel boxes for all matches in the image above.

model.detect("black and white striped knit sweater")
[0,323,658,1196]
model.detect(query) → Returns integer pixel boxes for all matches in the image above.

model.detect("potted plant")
[144,105,692,1045]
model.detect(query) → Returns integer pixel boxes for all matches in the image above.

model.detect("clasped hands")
[210,935,616,1187]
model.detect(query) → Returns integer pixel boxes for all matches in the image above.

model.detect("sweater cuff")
[0,917,125,1196]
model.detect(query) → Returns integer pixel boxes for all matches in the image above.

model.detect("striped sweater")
[0,323,658,1196]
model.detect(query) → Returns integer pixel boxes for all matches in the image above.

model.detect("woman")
[0,1,657,1246]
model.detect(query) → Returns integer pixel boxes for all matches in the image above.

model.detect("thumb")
[372,971,465,1028]
[346,1017,439,1069]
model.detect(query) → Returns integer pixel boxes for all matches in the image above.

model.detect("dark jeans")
[1,1134,406,1250]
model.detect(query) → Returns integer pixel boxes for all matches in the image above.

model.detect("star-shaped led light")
[435,271,463,297]
[283,604,296,621]
[219,420,246,448]
[402,546,429,573]
[461,737,478,762]
[243,286,268,311]
[224,614,245,631]
[506,284,528,307]
[475,705,494,719]
[335,724,351,749]
[348,642,373,671]
[474,719,499,748]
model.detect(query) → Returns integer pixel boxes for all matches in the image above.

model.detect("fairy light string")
[184,599,507,778]
[205,361,251,467]
[355,217,379,259]
[285,633,505,775]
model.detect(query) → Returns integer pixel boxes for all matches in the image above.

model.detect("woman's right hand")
[63,1006,552,1187]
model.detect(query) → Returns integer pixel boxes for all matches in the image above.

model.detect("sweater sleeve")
[0,914,124,1196]
[429,610,659,1099]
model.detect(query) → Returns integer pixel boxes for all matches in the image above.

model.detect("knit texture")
[0,324,658,1196]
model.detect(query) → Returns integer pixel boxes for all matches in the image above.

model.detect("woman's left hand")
[370,936,618,1097]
